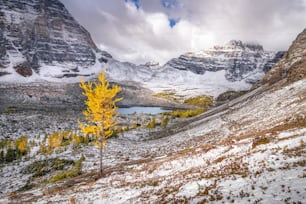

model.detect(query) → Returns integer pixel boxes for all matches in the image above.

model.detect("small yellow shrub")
[72,134,84,145]
[15,136,28,155]
[116,126,123,133]
[165,109,205,118]
[153,91,178,102]
[39,143,47,154]
[48,132,63,149]
[132,122,138,129]
[160,116,169,127]
[146,117,156,129]
[49,155,85,182]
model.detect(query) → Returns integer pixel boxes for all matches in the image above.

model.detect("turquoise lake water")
[118,106,169,115]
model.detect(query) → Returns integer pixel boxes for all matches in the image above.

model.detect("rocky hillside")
[263,28,306,84]
[0,0,111,81]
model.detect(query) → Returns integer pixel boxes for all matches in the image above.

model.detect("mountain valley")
[0,0,305,203]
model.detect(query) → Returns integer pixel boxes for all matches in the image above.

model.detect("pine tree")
[5,148,17,162]
[79,70,122,176]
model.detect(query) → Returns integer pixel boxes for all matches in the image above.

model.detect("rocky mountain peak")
[263,28,306,84]
[224,40,264,52]
[225,40,244,49]
[0,0,111,81]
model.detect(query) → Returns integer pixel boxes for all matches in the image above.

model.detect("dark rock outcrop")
[14,62,33,77]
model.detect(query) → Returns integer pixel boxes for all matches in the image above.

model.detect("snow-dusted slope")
[1,71,305,204]
[144,67,251,97]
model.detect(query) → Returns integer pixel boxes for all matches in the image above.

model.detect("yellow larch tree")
[48,132,63,149]
[78,70,122,176]
[15,136,28,155]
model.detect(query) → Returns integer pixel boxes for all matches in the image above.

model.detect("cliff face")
[165,40,284,84]
[263,28,306,84]
[0,0,111,80]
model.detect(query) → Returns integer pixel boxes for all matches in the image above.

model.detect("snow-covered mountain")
[0,0,111,83]
[166,40,283,82]
[0,0,284,99]
[142,41,284,97]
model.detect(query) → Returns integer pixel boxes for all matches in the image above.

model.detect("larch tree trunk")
[99,130,104,177]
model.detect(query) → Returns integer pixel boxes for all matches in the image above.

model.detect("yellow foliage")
[132,122,138,129]
[15,136,28,154]
[62,131,72,140]
[4,108,16,114]
[146,117,156,129]
[184,95,213,107]
[72,134,84,145]
[153,91,178,102]
[165,109,205,118]
[48,132,63,148]
[116,126,123,133]
[79,70,122,148]
[79,70,122,176]
[161,116,169,127]
[39,143,47,154]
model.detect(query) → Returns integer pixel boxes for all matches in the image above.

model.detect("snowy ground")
[143,68,252,97]
[0,79,305,203]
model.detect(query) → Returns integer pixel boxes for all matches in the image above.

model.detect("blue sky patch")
[169,18,178,28]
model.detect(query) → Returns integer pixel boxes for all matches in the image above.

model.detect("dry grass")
[252,136,270,149]
[214,156,226,163]
[225,115,306,144]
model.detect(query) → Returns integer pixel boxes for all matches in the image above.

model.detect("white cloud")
[61,0,306,65]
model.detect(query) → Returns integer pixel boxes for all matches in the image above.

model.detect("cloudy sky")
[60,0,306,65]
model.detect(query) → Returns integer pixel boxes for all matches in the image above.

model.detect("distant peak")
[185,40,265,58]
[244,42,264,51]
[224,40,263,51]
[226,40,244,48]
